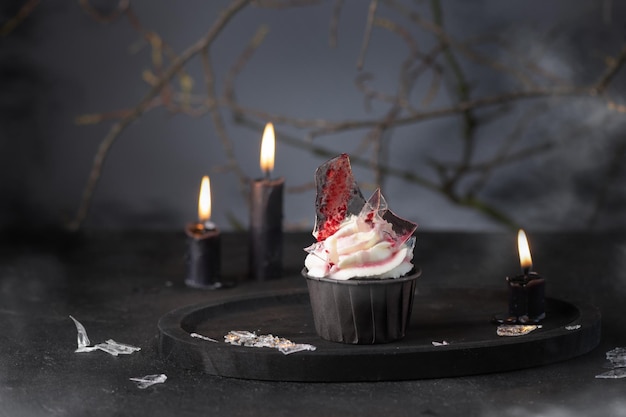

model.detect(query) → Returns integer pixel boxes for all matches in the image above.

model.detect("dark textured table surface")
[1,231,625,417]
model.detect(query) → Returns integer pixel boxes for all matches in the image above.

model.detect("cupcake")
[302,154,420,344]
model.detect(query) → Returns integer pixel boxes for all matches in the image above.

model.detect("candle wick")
[522,266,531,276]
[264,169,271,181]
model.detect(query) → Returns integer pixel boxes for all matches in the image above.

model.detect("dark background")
[2,0,625,232]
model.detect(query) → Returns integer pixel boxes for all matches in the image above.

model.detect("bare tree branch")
[58,1,626,230]
[309,87,587,138]
[68,0,254,230]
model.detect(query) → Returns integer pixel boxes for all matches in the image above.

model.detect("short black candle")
[499,229,546,324]
[506,272,546,324]
[248,177,284,280]
[185,175,230,289]
[185,222,223,289]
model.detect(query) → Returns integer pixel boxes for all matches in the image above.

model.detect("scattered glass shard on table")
[130,374,167,389]
[69,316,140,356]
[605,347,626,368]
[595,368,626,379]
[224,330,316,355]
[432,341,449,346]
[565,325,581,330]
[70,315,98,352]
[95,339,141,356]
[595,347,626,379]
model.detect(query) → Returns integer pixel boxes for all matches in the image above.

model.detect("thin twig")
[1,0,40,36]
[224,25,270,112]
[78,0,129,23]
[492,27,570,87]
[119,6,193,111]
[329,0,344,48]
[587,139,626,228]
[74,90,215,124]
[366,15,421,189]
[430,0,477,191]
[464,104,549,197]
[356,0,378,70]
[309,87,586,138]
[384,0,536,88]
[593,43,626,94]
[252,0,320,8]
[200,47,250,195]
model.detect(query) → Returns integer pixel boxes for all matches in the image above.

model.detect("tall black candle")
[249,123,284,281]
[504,230,546,324]
[185,176,225,289]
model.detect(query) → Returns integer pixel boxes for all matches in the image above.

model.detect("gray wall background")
[2,0,625,232]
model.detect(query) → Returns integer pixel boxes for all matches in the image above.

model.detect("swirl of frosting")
[304,214,415,280]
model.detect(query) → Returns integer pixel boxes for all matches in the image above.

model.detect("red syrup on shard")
[313,154,366,241]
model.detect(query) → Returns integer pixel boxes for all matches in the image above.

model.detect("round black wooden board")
[158,287,601,381]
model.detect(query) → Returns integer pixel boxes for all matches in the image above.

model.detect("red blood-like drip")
[316,154,356,241]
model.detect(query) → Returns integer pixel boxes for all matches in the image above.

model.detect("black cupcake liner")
[302,268,421,344]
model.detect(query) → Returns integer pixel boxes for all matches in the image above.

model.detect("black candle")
[503,230,546,324]
[248,123,283,281]
[185,176,225,289]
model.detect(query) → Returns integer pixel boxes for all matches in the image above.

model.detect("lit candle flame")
[198,175,211,223]
[260,122,275,176]
[517,229,532,272]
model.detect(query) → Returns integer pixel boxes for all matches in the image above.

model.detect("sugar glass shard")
[69,315,92,351]
[496,324,540,336]
[224,330,258,346]
[606,347,626,368]
[313,154,366,241]
[358,189,417,246]
[595,368,626,379]
[104,339,141,354]
[359,188,387,218]
[190,332,218,343]
[75,346,99,353]
[278,343,317,355]
[382,209,418,246]
[224,330,316,355]
[94,340,140,356]
[130,374,167,389]
[95,342,121,356]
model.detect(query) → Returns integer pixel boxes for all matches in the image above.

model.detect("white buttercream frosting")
[304,214,415,280]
